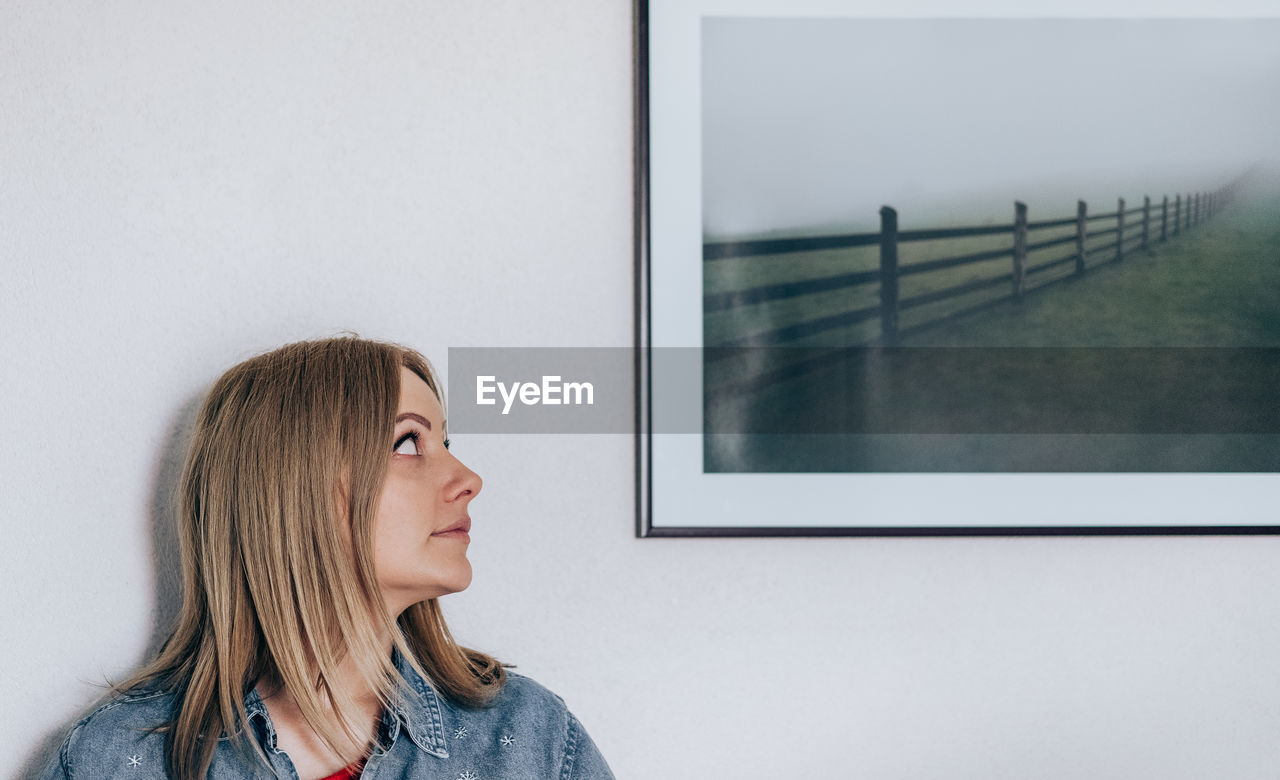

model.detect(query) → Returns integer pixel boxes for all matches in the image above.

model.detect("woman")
[41,337,613,779]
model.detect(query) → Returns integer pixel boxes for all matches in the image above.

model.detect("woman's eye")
[394,433,419,456]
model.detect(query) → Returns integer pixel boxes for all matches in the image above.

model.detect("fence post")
[1161,195,1168,242]
[1174,194,1181,236]
[1141,195,1150,250]
[1012,201,1027,299]
[879,205,899,345]
[1184,193,1191,231]
[1075,200,1087,275]
[1115,197,1125,262]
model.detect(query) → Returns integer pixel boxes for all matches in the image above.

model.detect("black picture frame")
[634,2,1280,538]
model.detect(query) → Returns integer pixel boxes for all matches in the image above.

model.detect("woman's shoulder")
[436,670,572,733]
[61,687,175,743]
[40,688,176,779]
[489,670,571,712]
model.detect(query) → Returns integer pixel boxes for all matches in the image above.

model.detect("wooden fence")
[704,178,1243,348]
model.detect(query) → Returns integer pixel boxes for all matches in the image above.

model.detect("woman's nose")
[448,456,482,503]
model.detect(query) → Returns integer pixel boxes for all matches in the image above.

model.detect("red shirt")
[317,760,365,780]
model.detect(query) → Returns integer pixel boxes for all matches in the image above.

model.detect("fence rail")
[704,176,1243,349]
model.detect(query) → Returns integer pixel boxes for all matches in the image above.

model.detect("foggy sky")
[702,18,1280,237]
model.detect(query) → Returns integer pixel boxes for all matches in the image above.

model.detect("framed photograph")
[635,0,1280,536]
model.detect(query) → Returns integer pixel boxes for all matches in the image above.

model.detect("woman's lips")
[432,517,471,539]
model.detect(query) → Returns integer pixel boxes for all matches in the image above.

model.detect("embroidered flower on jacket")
[499,735,515,746]
[126,755,142,768]
[457,771,479,780]
[454,726,469,739]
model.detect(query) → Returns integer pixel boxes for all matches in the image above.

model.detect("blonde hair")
[121,337,504,779]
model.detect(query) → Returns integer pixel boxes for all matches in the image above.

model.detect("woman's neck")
[258,635,395,780]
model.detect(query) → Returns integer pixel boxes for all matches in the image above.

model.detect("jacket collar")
[242,650,450,760]
[242,687,277,751]
[388,648,450,758]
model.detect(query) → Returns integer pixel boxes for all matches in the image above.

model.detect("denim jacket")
[40,653,614,779]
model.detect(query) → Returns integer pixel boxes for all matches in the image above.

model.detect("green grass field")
[899,189,1280,347]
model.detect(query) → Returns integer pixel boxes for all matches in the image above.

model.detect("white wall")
[4,3,1280,778]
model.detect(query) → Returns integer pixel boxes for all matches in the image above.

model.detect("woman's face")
[373,367,483,616]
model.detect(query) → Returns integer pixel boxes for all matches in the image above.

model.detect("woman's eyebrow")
[395,412,433,429]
